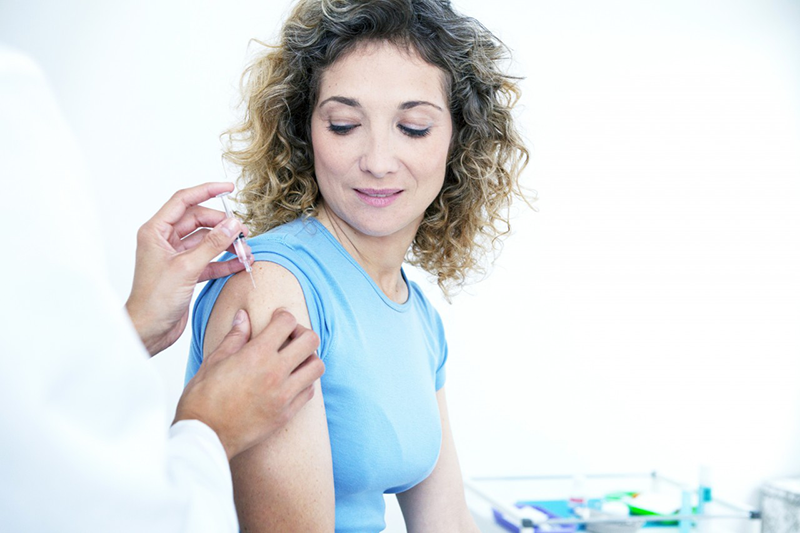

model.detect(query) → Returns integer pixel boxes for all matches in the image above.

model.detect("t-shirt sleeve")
[435,339,448,391]
[409,280,449,391]
[434,315,448,391]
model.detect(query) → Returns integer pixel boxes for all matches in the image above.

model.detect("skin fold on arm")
[203,261,336,532]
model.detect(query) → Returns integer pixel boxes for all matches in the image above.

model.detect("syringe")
[216,192,256,288]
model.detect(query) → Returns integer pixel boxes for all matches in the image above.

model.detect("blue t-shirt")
[186,217,448,532]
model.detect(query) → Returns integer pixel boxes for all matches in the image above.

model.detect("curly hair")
[226,0,531,296]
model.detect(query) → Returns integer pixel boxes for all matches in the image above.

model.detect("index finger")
[247,309,299,354]
[278,325,320,371]
[151,182,235,227]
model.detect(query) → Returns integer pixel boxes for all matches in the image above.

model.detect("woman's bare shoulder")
[204,260,311,357]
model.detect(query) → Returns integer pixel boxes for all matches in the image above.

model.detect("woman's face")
[310,40,452,243]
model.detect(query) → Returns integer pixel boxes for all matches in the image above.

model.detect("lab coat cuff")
[168,419,232,487]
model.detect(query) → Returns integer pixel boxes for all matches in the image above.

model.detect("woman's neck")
[315,204,417,304]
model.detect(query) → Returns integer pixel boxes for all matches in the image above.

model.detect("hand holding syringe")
[217,192,256,288]
[126,182,255,356]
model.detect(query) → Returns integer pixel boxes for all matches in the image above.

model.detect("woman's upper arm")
[204,261,335,532]
[396,387,479,533]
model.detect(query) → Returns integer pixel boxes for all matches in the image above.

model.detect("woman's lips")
[354,188,403,207]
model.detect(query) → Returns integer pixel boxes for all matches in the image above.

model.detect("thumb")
[184,217,243,274]
[205,309,252,364]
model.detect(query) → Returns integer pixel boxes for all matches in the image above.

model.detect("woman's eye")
[399,124,431,138]
[328,123,359,135]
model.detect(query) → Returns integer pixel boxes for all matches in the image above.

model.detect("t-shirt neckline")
[305,217,412,312]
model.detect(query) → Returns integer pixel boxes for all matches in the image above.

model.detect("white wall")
[4,0,799,530]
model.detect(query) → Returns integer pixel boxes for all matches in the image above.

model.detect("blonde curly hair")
[226,0,531,296]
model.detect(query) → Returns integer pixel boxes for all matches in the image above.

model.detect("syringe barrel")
[232,237,251,272]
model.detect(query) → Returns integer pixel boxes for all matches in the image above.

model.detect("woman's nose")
[359,131,400,178]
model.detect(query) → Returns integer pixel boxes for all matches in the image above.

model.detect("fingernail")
[220,217,239,238]
[232,309,245,326]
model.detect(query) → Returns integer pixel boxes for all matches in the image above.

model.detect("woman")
[186,0,528,530]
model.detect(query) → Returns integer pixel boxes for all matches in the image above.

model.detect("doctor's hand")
[175,308,324,460]
[125,182,253,356]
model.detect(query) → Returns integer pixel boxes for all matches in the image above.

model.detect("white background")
[3,1,799,531]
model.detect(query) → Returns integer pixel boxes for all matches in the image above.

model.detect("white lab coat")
[0,47,238,532]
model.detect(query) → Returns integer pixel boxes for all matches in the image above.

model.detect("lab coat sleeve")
[0,47,237,532]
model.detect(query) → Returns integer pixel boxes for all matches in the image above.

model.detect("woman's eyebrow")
[399,101,443,112]
[318,96,443,112]
[318,96,361,108]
